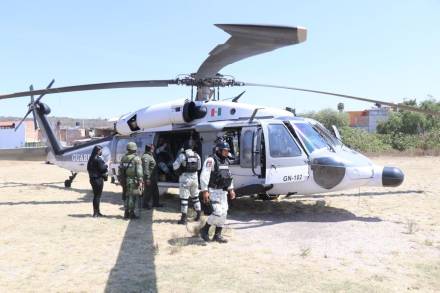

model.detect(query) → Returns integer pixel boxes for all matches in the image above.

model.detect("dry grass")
[1,156,440,292]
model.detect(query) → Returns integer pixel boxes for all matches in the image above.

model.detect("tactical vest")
[119,155,138,178]
[208,154,232,190]
[184,152,199,173]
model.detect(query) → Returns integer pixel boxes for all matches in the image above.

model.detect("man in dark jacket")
[87,145,108,217]
[142,144,163,209]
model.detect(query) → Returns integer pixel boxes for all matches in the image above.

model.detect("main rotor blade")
[0,79,177,100]
[243,82,440,117]
[195,24,307,80]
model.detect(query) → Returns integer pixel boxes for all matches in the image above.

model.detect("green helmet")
[127,142,137,151]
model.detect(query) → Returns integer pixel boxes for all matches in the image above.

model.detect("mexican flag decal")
[210,107,222,117]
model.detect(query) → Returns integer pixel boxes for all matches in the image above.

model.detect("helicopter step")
[64,172,78,188]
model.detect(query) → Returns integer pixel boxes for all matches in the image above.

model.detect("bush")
[340,127,392,153]
[303,109,349,129]
[301,106,440,155]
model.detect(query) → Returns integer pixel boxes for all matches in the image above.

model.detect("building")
[347,107,391,133]
[0,120,42,149]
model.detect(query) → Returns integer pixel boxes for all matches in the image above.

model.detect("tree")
[337,102,344,113]
[303,108,349,130]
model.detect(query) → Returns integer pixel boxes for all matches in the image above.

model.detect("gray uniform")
[173,149,202,214]
[200,156,234,227]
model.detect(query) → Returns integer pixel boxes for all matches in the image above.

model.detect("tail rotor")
[14,79,55,131]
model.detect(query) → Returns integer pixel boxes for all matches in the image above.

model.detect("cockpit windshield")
[311,122,343,148]
[293,122,332,153]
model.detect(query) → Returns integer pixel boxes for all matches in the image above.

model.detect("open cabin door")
[239,125,263,177]
[229,125,265,190]
[260,120,309,186]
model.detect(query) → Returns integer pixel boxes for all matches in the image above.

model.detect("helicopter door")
[239,126,263,177]
[261,121,309,185]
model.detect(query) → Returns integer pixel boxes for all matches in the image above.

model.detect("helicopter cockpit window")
[311,123,342,148]
[294,123,330,153]
[268,124,302,158]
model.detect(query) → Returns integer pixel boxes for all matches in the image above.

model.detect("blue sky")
[1,0,439,118]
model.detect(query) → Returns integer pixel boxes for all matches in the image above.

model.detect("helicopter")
[1,24,438,196]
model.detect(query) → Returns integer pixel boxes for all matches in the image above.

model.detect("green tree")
[303,108,349,130]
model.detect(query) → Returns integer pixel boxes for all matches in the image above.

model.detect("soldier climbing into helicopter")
[173,139,202,225]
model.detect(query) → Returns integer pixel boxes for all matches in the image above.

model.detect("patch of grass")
[169,245,181,255]
[424,239,433,247]
[299,246,311,258]
[390,250,400,256]
[370,274,386,282]
[405,219,418,234]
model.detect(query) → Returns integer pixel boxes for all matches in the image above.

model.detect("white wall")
[0,125,26,149]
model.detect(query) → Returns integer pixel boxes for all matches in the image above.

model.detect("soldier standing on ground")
[141,144,163,209]
[172,140,202,225]
[199,141,236,243]
[118,142,143,219]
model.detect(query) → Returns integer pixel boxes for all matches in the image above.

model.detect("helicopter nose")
[382,166,404,187]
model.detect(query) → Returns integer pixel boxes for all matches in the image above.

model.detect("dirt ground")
[0,156,439,293]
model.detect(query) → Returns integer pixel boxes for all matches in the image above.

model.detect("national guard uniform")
[199,141,235,243]
[172,141,202,225]
[118,142,143,219]
[141,144,163,209]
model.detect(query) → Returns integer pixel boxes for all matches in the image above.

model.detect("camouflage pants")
[124,181,141,213]
[207,188,228,227]
[179,172,201,214]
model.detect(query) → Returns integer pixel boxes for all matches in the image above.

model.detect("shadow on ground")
[105,211,158,293]
[0,181,123,206]
[227,197,382,230]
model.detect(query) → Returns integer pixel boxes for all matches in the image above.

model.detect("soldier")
[87,145,108,217]
[172,140,202,225]
[199,141,236,243]
[118,142,143,219]
[141,144,163,209]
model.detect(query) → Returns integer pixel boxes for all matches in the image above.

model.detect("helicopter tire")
[64,180,72,188]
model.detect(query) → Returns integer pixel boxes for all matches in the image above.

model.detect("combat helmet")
[127,142,137,151]
[215,141,230,151]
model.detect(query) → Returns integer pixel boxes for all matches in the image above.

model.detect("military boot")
[213,227,228,243]
[200,223,211,242]
[177,213,187,225]
[123,210,129,220]
[130,211,139,220]
[194,210,201,221]
[93,208,99,218]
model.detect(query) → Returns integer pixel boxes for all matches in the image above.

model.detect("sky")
[1,0,439,119]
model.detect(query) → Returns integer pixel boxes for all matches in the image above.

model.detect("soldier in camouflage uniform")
[141,144,163,209]
[118,142,143,219]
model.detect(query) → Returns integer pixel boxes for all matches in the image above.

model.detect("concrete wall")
[0,147,48,161]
